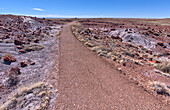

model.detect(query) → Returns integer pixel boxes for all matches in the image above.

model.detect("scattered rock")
[0,39,3,43]
[124,51,135,58]
[16,46,22,49]
[10,67,21,75]
[3,54,16,64]
[4,55,11,63]
[14,40,23,45]
[10,56,16,62]
[118,68,122,71]
[20,61,27,67]
[33,39,39,43]
[111,35,122,41]
[85,42,95,47]
[19,50,26,53]
[30,62,35,65]
[157,42,164,46]
[94,36,99,39]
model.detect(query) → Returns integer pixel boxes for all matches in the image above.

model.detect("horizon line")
[1,13,170,19]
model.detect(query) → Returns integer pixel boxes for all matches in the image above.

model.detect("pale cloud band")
[32,8,45,11]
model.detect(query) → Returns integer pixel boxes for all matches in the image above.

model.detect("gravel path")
[56,23,169,110]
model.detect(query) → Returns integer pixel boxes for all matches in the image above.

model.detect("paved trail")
[56,23,169,110]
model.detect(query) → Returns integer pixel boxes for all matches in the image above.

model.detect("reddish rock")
[163,46,167,48]
[138,57,144,60]
[22,41,26,44]
[148,51,152,55]
[157,42,164,46]
[111,35,122,40]
[33,39,39,43]
[134,53,139,56]
[110,28,115,31]
[16,46,22,49]
[148,58,153,61]
[27,39,31,42]
[147,60,156,63]
[21,61,27,67]
[14,40,23,45]
[10,67,21,75]
[19,50,26,53]
[3,55,16,63]
[30,61,35,65]
[139,45,143,48]
[10,56,16,62]
[4,56,11,63]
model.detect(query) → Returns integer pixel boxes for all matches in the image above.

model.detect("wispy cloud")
[32,8,45,12]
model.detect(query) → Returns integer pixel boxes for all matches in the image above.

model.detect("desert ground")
[0,15,169,109]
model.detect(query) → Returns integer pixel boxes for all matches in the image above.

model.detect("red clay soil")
[55,23,169,110]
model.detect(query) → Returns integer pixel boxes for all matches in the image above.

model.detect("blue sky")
[0,0,170,18]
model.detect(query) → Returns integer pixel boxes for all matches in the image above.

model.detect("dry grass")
[56,30,61,36]
[155,61,170,74]
[149,81,170,96]
[24,44,44,51]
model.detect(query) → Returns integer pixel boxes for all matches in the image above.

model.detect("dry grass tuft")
[155,61,170,74]
[149,81,170,96]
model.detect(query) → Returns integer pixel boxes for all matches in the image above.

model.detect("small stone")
[123,62,126,66]
[49,85,53,88]
[35,106,41,110]
[54,89,58,92]
[0,39,3,43]
[157,42,164,46]
[118,68,122,71]
[30,62,35,65]
[16,46,22,49]
[19,50,26,53]
[33,39,39,43]
[14,40,23,45]
[8,97,12,100]
[10,67,21,75]
[41,103,47,108]
[85,42,95,47]
[4,55,11,63]
[44,97,49,101]
[21,61,27,67]
[11,56,16,62]
[94,36,99,39]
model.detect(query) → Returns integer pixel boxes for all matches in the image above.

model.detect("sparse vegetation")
[149,81,170,96]
[56,30,61,36]
[24,45,31,51]
[0,82,55,110]
[24,44,44,51]
[155,61,170,74]
[30,44,44,51]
